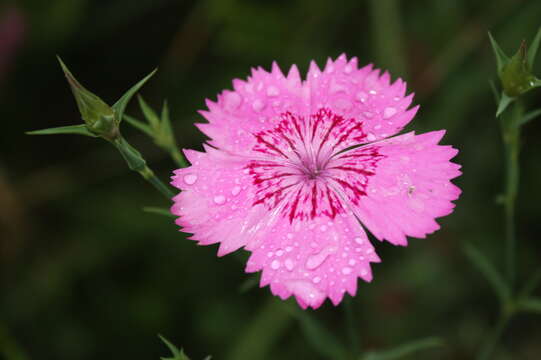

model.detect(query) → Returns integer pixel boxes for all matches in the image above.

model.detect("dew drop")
[276,249,284,257]
[252,99,266,112]
[363,111,374,118]
[367,133,376,141]
[287,233,294,239]
[342,267,352,275]
[355,91,367,102]
[267,252,274,258]
[305,246,336,270]
[183,174,197,185]
[231,186,241,196]
[344,65,353,74]
[383,107,397,119]
[360,269,368,276]
[374,124,382,130]
[286,246,293,252]
[313,276,321,284]
[213,195,226,205]
[267,86,280,97]
[271,260,281,270]
[285,258,295,271]
[349,259,356,266]
[369,89,377,95]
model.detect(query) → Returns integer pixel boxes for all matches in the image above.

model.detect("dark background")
[1,0,541,359]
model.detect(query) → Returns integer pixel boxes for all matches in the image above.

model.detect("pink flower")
[171,54,461,309]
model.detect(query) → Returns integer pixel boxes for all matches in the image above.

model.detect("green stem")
[477,314,510,360]
[344,297,360,357]
[501,100,522,291]
[113,136,175,200]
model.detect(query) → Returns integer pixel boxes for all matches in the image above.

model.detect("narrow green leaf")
[161,100,174,138]
[158,335,191,360]
[112,69,157,124]
[142,206,175,218]
[463,243,510,302]
[519,268,541,297]
[26,124,98,137]
[286,305,349,359]
[124,114,154,137]
[527,27,541,68]
[488,32,510,74]
[138,95,160,128]
[489,80,500,104]
[496,92,513,117]
[518,297,541,314]
[238,275,259,293]
[362,337,444,360]
[519,108,541,126]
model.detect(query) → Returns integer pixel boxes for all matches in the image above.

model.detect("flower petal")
[331,130,461,246]
[245,212,380,309]
[306,54,418,147]
[196,64,310,156]
[171,145,270,256]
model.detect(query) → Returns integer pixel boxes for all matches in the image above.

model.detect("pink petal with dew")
[197,63,310,156]
[245,212,380,309]
[339,130,461,246]
[306,54,418,145]
[171,145,270,256]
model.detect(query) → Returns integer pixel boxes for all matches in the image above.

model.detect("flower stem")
[477,313,510,360]
[113,136,175,200]
[500,100,523,291]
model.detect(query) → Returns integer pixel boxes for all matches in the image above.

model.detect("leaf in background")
[527,26,541,68]
[112,69,157,125]
[138,95,161,129]
[488,31,510,74]
[158,335,191,360]
[518,297,541,314]
[519,108,541,126]
[26,124,98,137]
[361,337,444,360]
[285,304,349,360]
[124,114,153,137]
[463,243,510,302]
[142,207,175,218]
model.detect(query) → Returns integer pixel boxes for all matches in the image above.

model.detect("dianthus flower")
[171,54,461,309]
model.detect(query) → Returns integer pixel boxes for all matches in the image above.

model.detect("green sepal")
[527,26,541,68]
[464,243,510,302]
[500,40,539,97]
[57,57,115,138]
[158,335,191,360]
[496,92,514,117]
[112,69,157,126]
[26,124,98,137]
[488,32,510,75]
[361,337,444,360]
[142,206,175,218]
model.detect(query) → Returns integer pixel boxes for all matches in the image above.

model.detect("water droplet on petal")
[355,91,367,102]
[276,249,284,257]
[344,65,353,73]
[286,233,294,239]
[231,186,241,196]
[363,111,373,118]
[267,86,280,97]
[360,269,368,276]
[252,99,266,112]
[286,246,293,252]
[320,225,327,232]
[313,276,321,284]
[213,195,226,205]
[369,89,377,95]
[271,260,281,270]
[354,237,364,245]
[349,259,356,266]
[285,258,295,271]
[267,252,274,258]
[342,267,352,275]
[384,107,397,119]
[183,174,197,185]
[305,246,336,270]
[367,133,376,141]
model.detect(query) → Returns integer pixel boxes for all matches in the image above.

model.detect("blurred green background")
[1,0,541,359]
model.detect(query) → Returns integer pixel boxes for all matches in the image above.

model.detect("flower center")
[246,108,384,223]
